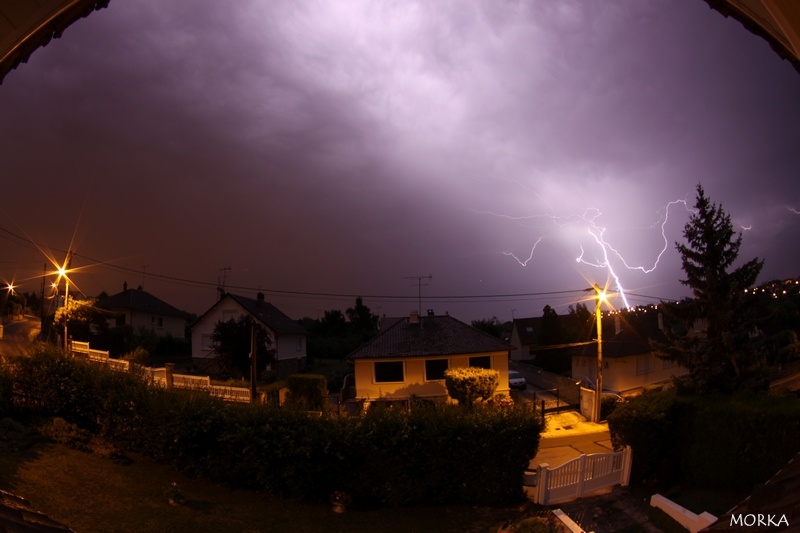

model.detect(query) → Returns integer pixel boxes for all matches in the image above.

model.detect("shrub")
[607,390,680,487]
[444,367,499,407]
[609,389,800,490]
[286,374,328,411]
[122,346,151,366]
[7,349,545,506]
[0,364,12,416]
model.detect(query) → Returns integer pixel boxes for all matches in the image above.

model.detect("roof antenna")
[404,274,432,318]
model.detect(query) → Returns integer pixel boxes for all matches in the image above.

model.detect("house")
[96,283,186,338]
[571,311,689,395]
[510,314,588,362]
[509,317,540,361]
[348,311,514,403]
[191,292,306,373]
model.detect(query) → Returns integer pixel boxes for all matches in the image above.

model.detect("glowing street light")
[592,283,607,423]
[56,251,73,351]
[1,282,15,320]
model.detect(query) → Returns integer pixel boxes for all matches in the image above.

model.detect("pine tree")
[655,184,766,393]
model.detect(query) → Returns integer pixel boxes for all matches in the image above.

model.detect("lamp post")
[58,251,72,352]
[592,284,605,423]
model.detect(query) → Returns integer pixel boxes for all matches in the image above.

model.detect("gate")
[532,447,632,505]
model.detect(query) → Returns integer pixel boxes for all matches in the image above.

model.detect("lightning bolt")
[503,237,543,266]
[484,198,693,309]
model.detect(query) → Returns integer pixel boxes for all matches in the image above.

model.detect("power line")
[0,224,610,304]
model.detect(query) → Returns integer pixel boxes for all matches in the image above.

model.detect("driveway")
[0,315,41,358]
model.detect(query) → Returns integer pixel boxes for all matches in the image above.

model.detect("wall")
[354,351,510,401]
[572,354,689,394]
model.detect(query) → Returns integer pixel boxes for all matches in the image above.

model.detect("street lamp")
[592,284,607,423]
[56,251,72,352]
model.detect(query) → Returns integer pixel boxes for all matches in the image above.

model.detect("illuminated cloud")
[0,0,798,319]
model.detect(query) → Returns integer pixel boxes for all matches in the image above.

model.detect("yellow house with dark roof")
[348,311,513,402]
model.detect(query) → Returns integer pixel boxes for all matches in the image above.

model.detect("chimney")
[409,310,419,324]
[257,292,265,306]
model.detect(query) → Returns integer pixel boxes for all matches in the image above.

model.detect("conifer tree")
[655,184,766,393]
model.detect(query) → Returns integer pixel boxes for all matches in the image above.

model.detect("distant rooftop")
[350,313,512,360]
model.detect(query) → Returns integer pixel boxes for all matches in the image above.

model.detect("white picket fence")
[71,341,251,403]
[532,447,632,505]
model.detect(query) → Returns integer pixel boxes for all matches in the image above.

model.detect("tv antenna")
[404,274,432,314]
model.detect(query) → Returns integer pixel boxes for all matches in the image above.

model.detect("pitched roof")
[97,288,185,318]
[212,293,306,336]
[349,314,512,360]
[573,313,667,358]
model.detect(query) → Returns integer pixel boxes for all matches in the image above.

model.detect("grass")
[0,426,528,533]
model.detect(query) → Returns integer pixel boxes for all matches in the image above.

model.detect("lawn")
[0,429,530,533]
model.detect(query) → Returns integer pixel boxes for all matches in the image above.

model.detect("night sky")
[2,1,799,322]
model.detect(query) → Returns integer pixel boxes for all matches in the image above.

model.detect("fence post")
[165,363,174,390]
[576,454,587,499]
[536,464,549,505]
[541,399,545,426]
[621,446,632,487]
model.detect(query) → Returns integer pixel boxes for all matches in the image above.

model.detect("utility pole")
[592,284,605,423]
[62,250,72,352]
[217,267,231,300]
[404,274,432,314]
[250,323,257,402]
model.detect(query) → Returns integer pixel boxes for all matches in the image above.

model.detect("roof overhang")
[704,0,800,73]
[0,0,110,85]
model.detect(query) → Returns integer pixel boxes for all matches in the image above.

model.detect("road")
[0,315,41,358]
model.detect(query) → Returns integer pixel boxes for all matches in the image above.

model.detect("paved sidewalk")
[540,410,608,438]
[531,410,613,470]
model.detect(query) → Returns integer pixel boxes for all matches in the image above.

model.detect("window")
[222,310,238,322]
[296,337,303,351]
[374,361,404,383]
[425,359,449,381]
[662,358,676,370]
[469,356,491,369]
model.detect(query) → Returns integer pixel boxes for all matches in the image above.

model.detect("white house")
[96,283,186,339]
[191,292,307,373]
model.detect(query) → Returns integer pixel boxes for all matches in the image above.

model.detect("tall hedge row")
[7,347,542,505]
[608,389,800,490]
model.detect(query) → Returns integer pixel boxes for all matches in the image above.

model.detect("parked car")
[508,370,527,390]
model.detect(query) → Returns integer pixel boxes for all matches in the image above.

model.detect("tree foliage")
[471,316,506,339]
[210,316,273,378]
[444,367,499,408]
[303,297,379,359]
[654,184,766,393]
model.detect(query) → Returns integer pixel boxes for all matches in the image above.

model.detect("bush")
[608,390,681,487]
[286,374,328,411]
[0,364,12,416]
[609,389,800,490]
[444,367,499,407]
[7,349,545,506]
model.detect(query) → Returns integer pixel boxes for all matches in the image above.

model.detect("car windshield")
[509,371,522,378]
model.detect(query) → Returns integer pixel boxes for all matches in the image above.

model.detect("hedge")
[7,347,543,505]
[608,389,800,490]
